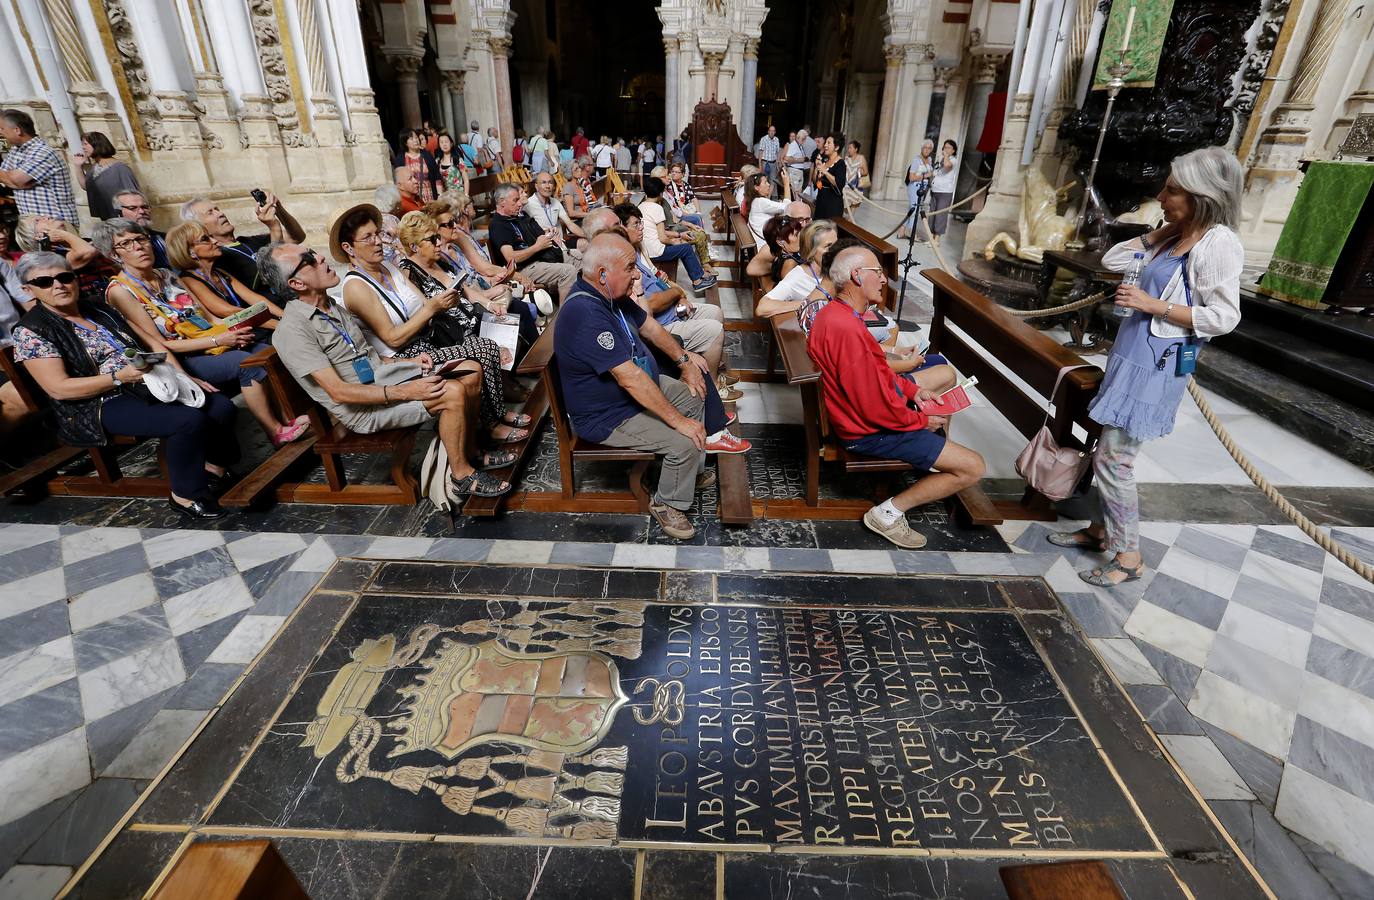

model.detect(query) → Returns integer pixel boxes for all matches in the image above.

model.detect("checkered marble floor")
[1,521,1373,898]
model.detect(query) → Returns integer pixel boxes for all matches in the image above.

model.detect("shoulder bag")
[1014,365,1096,501]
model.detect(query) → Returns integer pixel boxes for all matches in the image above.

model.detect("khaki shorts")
[667,303,724,353]
[340,399,432,434]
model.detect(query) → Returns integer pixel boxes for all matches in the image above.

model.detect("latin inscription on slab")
[212,596,1154,852]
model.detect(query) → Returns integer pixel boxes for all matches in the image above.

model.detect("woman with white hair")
[1050,147,1245,586]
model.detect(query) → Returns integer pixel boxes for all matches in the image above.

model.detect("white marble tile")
[994,521,1032,546]
[1239,550,1324,604]
[1158,734,1255,800]
[142,529,225,570]
[827,549,897,574]
[729,381,769,425]
[485,541,553,565]
[1276,764,1374,876]
[1138,522,1183,546]
[289,537,339,572]
[1298,671,1374,749]
[724,547,770,571]
[1312,604,1374,657]
[612,544,675,569]
[1090,637,1165,686]
[78,638,186,721]
[67,572,158,633]
[1217,414,1374,489]
[102,708,207,779]
[225,532,309,571]
[1190,523,1258,546]
[0,524,60,557]
[0,864,74,900]
[1187,670,1296,760]
[1044,556,1090,597]
[162,574,255,637]
[205,615,286,665]
[59,527,141,566]
[1155,546,1240,600]
[362,536,435,560]
[1125,601,1217,668]
[0,727,90,826]
[0,637,76,707]
[943,405,1025,479]
[1216,604,1312,670]
[1323,551,1374,593]
[0,569,66,622]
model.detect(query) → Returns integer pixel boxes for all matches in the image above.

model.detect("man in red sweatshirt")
[807,247,985,548]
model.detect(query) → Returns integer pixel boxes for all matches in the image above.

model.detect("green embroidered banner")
[1093,0,1178,90]
[1261,161,1374,308]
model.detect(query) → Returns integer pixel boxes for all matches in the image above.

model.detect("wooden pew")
[923,269,1102,523]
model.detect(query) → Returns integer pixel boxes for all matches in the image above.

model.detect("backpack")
[512,141,525,163]
[477,144,496,169]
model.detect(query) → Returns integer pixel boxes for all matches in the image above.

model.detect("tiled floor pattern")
[0,521,1373,897]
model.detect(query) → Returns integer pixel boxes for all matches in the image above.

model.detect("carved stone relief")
[246,0,312,147]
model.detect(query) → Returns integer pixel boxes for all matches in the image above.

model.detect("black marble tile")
[150,545,237,599]
[1126,684,1206,736]
[239,552,300,600]
[87,686,177,774]
[998,578,1058,611]
[365,502,464,538]
[640,849,716,900]
[1136,641,1203,701]
[175,610,248,673]
[318,559,380,592]
[368,561,664,600]
[714,572,1007,608]
[72,606,173,674]
[20,777,145,867]
[65,829,186,899]
[134,592,352,825]
[260,837,637,900]
[662,572,713,603]
[0,786,81,873]
[169,662,245,710]
[0,538,61,582]
[450,511,650,544]
[0,496,132,526]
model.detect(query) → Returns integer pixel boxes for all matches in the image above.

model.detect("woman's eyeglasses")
[420,235,440,247]
[193,234,216,245]
[25,272,78,289]
[288,248,321,278]
[113,235,152,252]
[436,219,456,229]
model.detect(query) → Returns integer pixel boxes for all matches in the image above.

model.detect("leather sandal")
[502,412,533,428]
[480,449,517,470]
[491,425,530,444]
[1048,528,1107,552]
[1078,559,1146,587]
[449,470,512,497]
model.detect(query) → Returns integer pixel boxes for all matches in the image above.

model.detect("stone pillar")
[514,62,547,135]
[842,72,884,160]
[323,0,387,187]
[898,49,937,186]
[386,50,425,130]
[937,66,967,149]
[442,69,468,136]
[681,35,701,129]
[818,75,838,133]
[739,39,759,148]
[703,51,725,102]
[489,35,515,161]
[965,92,1033,253]
[0,1,61,155]
[1253,0,1350,171]
[955,52,1004,202]
[664,36,680,140]
[40,0,126,147]
[870,43,906,200]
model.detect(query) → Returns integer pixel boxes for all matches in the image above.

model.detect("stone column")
[681,35,700,130]
[965,92,1034,252]
[324,0,387,186]
[739,39,759,149]
[703,51,725,102]
[842,72,884,160]
[898,49,937,186]
[489,35,516,161]
[386,50,425,130]
[1253,0,1351,171]
[0,2,61,156]
[514,62,547,135]
[955,52,1004,202]
[443,69,468,137]
[937,66,967,149]
[40,0,126,147]
[818,75,838,133]
[664,36,680,140]
[871,42,906,200]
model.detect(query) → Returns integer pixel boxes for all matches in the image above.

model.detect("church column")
[443,69,468,138]
[385,50,425,130]
[703,52,725,103]
[514,62,548,136]
[489,35,516,160]
[1252,0,1350,171]
[324,0,387,185]
[936,66,967,150]
[955,52,1005,202]
[740,39,759,151]
[39,0,126,148]
[680,35,701,130]
[663,36,681,140]
[0,2,61,149]
[896,47,937,190]
[870,42,905,200]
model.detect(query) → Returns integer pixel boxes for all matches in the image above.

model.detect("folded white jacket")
[141,364,206,408]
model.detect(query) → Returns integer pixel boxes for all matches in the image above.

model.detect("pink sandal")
[272,418,310,447]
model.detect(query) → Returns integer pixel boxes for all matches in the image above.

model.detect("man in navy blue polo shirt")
[554,233,750,540]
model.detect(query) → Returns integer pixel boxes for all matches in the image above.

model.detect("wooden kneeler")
[153,840,307,900]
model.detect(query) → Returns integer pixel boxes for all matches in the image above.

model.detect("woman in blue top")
[1048,147,1245,586]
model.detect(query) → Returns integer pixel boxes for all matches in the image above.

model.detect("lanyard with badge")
[1144,247,1199,376]
[350,267,411,322]
[615,306,653,377]
[119,272,213,330]
[70,320,130,365]
[318,308,376,384]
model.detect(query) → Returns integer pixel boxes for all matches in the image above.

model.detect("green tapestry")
[1261,161,1374,308]
[1093,0,1178,90]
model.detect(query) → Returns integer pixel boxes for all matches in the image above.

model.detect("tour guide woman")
[10,251,240,519]
[1049,147,1244,586]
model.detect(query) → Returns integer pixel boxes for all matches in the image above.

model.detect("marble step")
[1239,291,1374,360]
[1212,316,1374,415]
[1195,344,1374,470]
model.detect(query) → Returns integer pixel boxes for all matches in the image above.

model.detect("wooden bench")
[152,839,307,900]
[923,269,1102,523]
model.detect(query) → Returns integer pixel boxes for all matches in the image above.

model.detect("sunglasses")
[419,235,440,247]
[25,272,78,289]
[436,219,456,229]
[288,248,320,278]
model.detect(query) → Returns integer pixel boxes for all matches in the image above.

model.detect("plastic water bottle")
[1116,252,1145,317]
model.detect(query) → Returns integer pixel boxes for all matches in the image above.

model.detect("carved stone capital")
[934,65,956,90]
[68,82,115,117]
[488,36,513,58]
[702,51,726,70]
[906,43,936,65]
[440,69,466,93]
[744,38,759,60]
[386,52,424,77]
[973,52,1007,84]
[883,43,906,67]
[312,95,342,120]
[345,88,379,114]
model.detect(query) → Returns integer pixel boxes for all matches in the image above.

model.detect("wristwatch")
[110,371,120,388]
[675,352,690,367]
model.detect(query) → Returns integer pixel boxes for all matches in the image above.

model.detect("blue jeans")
[680,213,704,228]
[761,160,777,183]
[653,243,705,283]
[101,391,240,499]
[183,342,271,390]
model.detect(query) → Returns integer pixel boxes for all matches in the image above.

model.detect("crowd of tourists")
[0,104,1245,575]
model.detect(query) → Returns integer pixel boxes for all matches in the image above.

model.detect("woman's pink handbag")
[1015,365,1096,501]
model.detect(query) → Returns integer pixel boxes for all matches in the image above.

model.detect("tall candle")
[1120,5,1137,53]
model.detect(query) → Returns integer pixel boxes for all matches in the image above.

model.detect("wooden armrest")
[239,346,278,368]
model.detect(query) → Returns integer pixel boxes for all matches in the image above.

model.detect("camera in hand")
[250,188,268,206]
[37,235,51,252]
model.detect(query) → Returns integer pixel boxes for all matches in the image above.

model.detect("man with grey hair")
[782,128,812,199]
[807,246,985,548]
[524,170,585,242]
[180,191,305,302]
[259,241,509,499]
[489,182,577,300]
[0,109,77,223]
[552,233,747,540]
[114,190,170,268]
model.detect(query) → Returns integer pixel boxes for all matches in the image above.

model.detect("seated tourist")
[647,166,715,274]
[17,214,118,307]
[332,204,528,446]
[0,257,33,442]
[602,205,741,402]
[759,220,838,318]
[373,183,401,218]
[807,247,985,548]
[750,214,805,285]
[165,220,283,324]
[181,193,305,302]
[743,172,791,245]
[114,191,169,268]
[733,165,758,207]
[638,178,717,295]
[12,250,241,519]
[489,183,578,300]
[525,171,586,242]
[259,242,511,498]
[392,128,441,204]
[95,219,307,447]
[664,163,703,228]
[553,233,748,540]
[395,165,424,214]
[561,157,598,224]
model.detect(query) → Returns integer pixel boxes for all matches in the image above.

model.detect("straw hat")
[328,202,382,264]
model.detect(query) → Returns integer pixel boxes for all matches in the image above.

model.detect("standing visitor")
[901,139,935,239]
[392,129,440,204]
[756,125,780,187]
[928,140,959,241]
[0,109,77,224]
[72,132,139,220]
[782,129,811,200]
[842,140,869,217]
[593,136,616,179]
[435,132,466,195]
[811,134,847,220]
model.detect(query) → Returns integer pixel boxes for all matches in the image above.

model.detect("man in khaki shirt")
[258,240,511,498]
